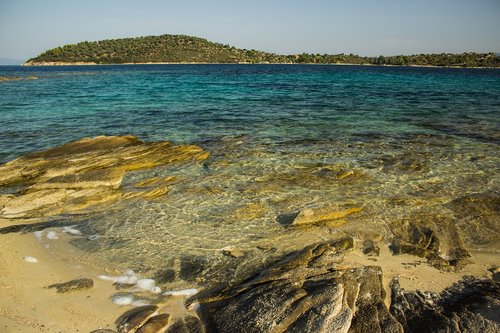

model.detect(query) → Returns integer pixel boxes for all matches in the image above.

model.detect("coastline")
[21,61,500,69]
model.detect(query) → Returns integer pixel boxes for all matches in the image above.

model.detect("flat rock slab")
[0,135,209,219]
[277,205,362,227]
[48,278,93,293]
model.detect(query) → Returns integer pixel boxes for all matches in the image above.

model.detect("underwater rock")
[221,246,245,258]
[115,305,159,333]
[193,237,404,333]
[134,176,178,188]
[48,278,93,293]
[390,221,469,271]
[0,135,209,219]
[390,276,500,333]
[280,205,363,227]
[446,192,500,248]
[336,169,364,181]
[231,202,269,220]
[153,269,176,284]
[381,152,430,173]
[276,211,300,226]
[362,239,380,257]
[180,255,208,282]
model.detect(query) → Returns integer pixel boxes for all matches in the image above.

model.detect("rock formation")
[0,135,209,220]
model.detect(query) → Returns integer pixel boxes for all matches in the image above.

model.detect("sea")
[0,64,499,281]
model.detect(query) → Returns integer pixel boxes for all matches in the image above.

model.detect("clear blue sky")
[1,0,499,61]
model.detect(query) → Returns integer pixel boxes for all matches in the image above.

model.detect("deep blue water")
[0,64,499,163]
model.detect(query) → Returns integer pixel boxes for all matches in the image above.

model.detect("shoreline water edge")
[20,61,500,69]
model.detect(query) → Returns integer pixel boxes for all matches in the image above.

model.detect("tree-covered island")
[25,34,500,67]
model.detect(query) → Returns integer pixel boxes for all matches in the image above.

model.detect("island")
[24,34,500,67]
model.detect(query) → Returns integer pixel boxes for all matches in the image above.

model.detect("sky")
[1,0,499,62]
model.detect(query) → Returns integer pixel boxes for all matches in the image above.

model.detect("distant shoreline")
[21,61,500,69]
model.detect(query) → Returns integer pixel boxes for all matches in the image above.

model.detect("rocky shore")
[0,136,498,332]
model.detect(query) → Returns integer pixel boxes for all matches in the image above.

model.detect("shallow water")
[1,64,499,283]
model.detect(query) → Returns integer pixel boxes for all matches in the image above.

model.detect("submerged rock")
[153,269,176,284]
[221,246,245,258]
[390,220,470,271]
[277,205,362,227]
[390,276,500,333]
[48,278,93,293]
[180,255,208,282]
[446,192,500,248]
[0,136,209,219]
[362,239,380,257]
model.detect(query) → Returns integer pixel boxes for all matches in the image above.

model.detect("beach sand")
[0,225,122,333]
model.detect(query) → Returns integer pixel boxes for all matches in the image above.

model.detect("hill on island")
[25,34,500,67]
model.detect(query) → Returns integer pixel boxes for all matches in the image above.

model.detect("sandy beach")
[0,224,122,333]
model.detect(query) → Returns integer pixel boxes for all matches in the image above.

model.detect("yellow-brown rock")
[0,136,209,219]
[232,202,269,220]
[292,205,363,226]
[134,176,177,188]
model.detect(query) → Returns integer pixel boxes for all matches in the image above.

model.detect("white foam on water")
[33,231,43,241]
[98,271,162,294]
[46,231,58,240]
[97,275,114,281]
[112,295,134,305]
[23,256,39,263]
[88,234,100,241]
[97,270,138,285]
[163,288,198,297]
[136,278,156,291]
[131,300,149,306]
[62,226,82,236]
[150,286,162,294]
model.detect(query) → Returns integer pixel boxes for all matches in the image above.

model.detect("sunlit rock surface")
[0,136,209,219]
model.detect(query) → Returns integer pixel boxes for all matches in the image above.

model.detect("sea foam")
[46,231,58,240]
[98,270,161,293]
[33,231,43,241]
[62,225,82,235]
[163,288,198,297]
[23,256,39,263]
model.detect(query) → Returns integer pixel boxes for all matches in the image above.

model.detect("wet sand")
[0,227,121,333]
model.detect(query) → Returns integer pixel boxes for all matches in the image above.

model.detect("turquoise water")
[1,65,498,162]
[1,64,499,279]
